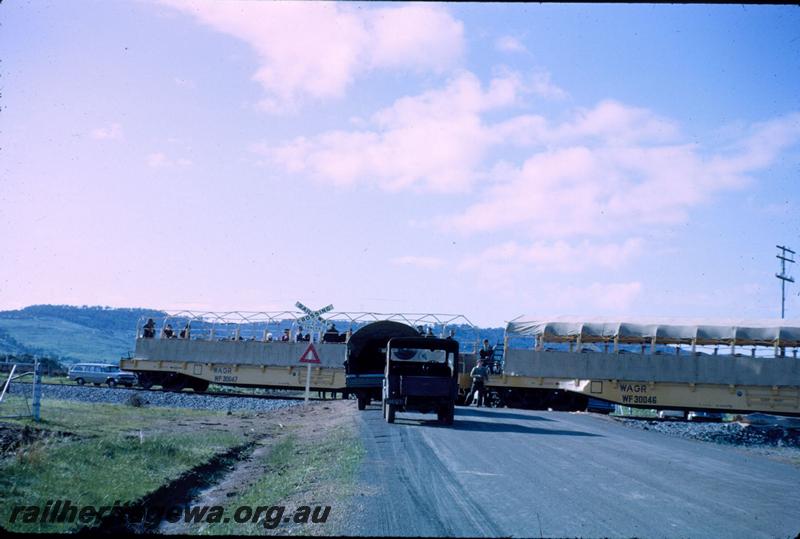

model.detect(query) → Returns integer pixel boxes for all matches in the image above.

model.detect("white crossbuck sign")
[295,302,334,325]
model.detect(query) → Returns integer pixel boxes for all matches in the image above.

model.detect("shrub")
[126,393,146,408]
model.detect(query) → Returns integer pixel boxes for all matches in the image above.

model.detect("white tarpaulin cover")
[506,316,800,346]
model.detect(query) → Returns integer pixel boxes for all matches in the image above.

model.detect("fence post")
[31,360,42,422]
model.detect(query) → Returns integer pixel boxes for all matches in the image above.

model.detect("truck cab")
[345,321,419,410]
[382,337,459,425]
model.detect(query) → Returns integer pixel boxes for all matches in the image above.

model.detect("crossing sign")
[299,343,321,364]
[295,302,334,325]
[294,302,332,403]
[298,342,321,403]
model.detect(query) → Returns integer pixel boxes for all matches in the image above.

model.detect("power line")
[776,244,795,319]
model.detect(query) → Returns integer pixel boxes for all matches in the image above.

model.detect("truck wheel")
[438,404,454,425]
[357,394,367,410]
[385,403,396,424]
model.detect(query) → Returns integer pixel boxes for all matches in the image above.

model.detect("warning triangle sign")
[299,343,321,364]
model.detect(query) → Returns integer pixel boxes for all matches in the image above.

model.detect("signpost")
[299,343,321,403]
[294,302,333,401]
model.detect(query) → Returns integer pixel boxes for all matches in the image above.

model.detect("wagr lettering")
[212,367,233,374]
[619,384,648,393]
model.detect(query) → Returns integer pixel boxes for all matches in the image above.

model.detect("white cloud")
[529,72,567,100]
[255,49,798,294]
[391,256,445,269]
[146,152,193,168]
[710,113,800,173]
[453,237,645,309]
[495,35,526,54]
[491,99,678,147]
[90,123,123,140]
[571,281,643,313]
[459,238,643,273]
[444,110,800,238]
[558,100,679,143]
[259,70,563,192]
[157,1,464,112]
[468,273,643,315]
[255,55,800,294]
[146,152,169,168]
[262,69,797,230]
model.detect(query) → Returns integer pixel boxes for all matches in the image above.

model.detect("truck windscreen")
[390,348,448,363]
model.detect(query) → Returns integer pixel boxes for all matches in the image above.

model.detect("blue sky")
[2,2,799,326]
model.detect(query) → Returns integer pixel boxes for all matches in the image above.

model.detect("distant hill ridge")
[0,305,166,363]
[0,305,505,364]
[0,305,166,330]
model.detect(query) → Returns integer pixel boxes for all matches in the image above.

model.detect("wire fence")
[0,361,42,421]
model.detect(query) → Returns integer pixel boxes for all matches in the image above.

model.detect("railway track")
[31,381,331,402]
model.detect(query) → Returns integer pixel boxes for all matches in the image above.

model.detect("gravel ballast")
[615,417,800,463]
[617,418,800,447]
[7,384,305,413]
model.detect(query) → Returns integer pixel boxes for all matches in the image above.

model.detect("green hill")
[0,305,165,364]
[0,305,505,365]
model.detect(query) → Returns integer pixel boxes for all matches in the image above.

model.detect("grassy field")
[0,396,364,535]
[0,397,246,534]
[195,426,364,535]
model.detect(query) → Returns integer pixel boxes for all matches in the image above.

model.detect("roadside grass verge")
[10,374,70,385]
[197,425,364,535]
[0,398,244,534]
[3,396,229,436]
[613,406,658,418]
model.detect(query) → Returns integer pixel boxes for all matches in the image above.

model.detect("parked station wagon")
[68,363,138,388]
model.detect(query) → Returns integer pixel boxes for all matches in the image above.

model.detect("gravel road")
[350,405,800,538]
[6,384,303,413]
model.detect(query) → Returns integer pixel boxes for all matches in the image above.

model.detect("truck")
[345,320,420,410]
[382,336,459,425]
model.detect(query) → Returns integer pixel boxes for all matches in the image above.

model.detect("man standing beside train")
[469,359,490,407]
